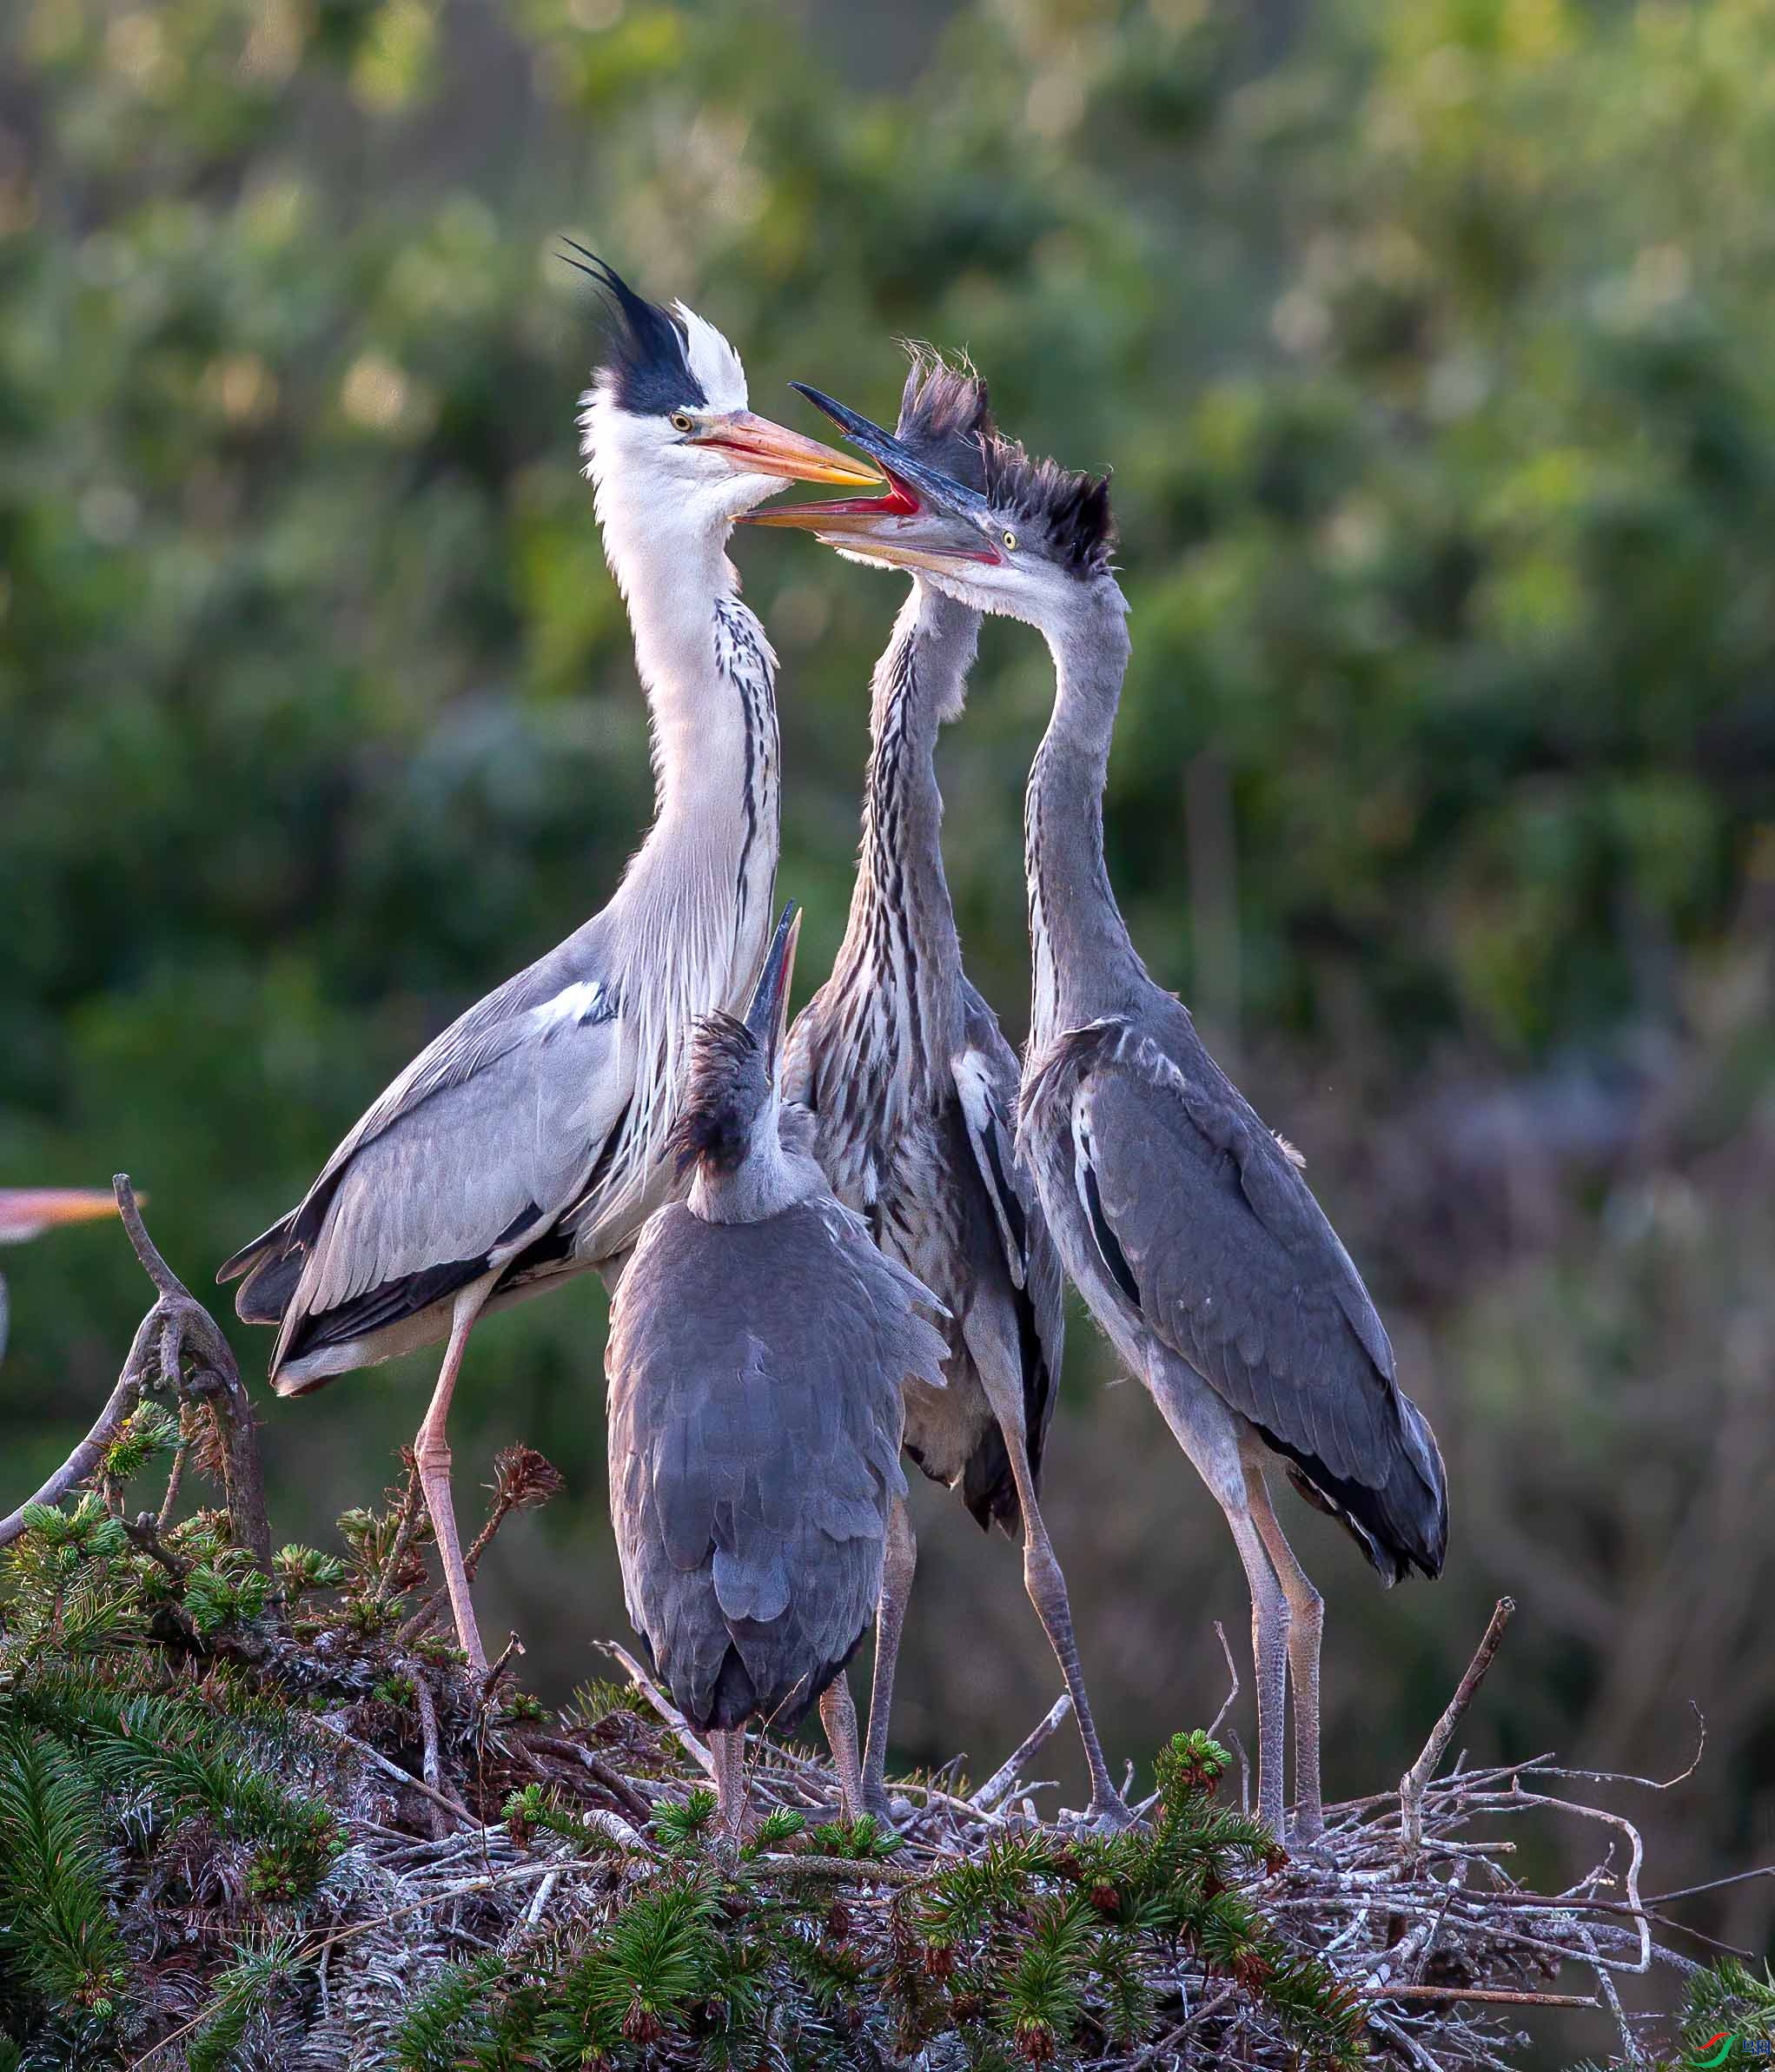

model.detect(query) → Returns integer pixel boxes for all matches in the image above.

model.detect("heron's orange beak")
[0,1188,123,1242]
[685,411,884,487]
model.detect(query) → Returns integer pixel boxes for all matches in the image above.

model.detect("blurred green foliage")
[3,0,1772,1985]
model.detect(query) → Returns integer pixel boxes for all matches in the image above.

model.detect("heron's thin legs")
[1223,1504,1290,1840]
[818,1678,867,1821]
[859,1493,916,1820]
[413,1270,499,1678]
[997,1427,1130,1828]
[1242,1455,1326,1845]
[709,1726,748,1861]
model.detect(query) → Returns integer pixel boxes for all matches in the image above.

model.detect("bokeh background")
[3,0,1772,1990]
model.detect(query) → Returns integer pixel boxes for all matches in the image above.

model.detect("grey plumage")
[607,909,947,1835]
[766,357,1128,1824]
[215,258,881,1674]
[1019,1015,1446,1585]
[609,1197,940,1733]
[769,389,1447,1849]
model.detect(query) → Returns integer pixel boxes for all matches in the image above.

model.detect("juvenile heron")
[773,393,1447,1846]
[218,259,879,1673]
[0,1191,121,1367]
[607,906,950,1845]
[751,358,1128,1827]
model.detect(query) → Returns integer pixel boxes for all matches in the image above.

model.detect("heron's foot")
[1077,1789,1138,1834]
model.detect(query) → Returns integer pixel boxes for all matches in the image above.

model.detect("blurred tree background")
[2,0,1771,1983]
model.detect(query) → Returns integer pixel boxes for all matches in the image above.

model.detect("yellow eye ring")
[1002,529,1017,551]
[671,412,693,434]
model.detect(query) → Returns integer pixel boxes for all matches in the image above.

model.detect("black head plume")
[669,1014,767,1177]
[979,434,1116,575]
[559,241,706,417]
[895,349,994,493]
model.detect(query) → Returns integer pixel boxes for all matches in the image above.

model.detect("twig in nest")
[1400,1596,1513,1868]
[123,1513,191,1581]
[376,1452,427,1601]
[972,1693,1072,1812]
[746,1853,926,1887]
[530,1735,654,1824]
[479,1631,525,1704]
[1208,1618,1241,1740]
[1365,1985,1599,2009]
[1646,1863,1775,1906]
[412,1670,448,1842]
[596,1639,715,1777]
[156,1429,191,1533]
[308,1712,478,1831]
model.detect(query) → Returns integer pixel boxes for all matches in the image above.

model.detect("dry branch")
[973,1691,1073,1811]
[1400,1596,1514,1868]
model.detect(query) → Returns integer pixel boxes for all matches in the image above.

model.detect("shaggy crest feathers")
[980,433,1117,575]
[895,348,994,491]
[560,242,707,418]
[669,1012,766,1175]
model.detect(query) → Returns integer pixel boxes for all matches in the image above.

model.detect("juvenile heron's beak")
[686,411,885,487]
[744,384,1002,575]
[744,904,802,1071]
[0,1188,122,1244]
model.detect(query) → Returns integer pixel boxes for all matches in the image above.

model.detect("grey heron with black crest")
[218,259,880,1674]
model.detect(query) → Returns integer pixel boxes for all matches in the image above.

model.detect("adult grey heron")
[0,1191,120,1367]
[768,392,1447,1847]
[749,357,1128,1828]
[218,259,880,1674]
[607,906,949,1845]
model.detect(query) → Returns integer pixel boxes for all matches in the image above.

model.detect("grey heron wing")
[952,981,1067,1473]
[270,996,628,1374]
[219,919,616,1287]
[1074,1031,1404,1493]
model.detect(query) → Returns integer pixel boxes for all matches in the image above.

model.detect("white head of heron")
[566,249,881,566]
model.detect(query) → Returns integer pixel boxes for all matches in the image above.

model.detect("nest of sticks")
[214,1608,1720,2071]
[5,1183,1749,2069]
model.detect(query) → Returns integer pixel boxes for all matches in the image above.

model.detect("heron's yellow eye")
[670,412,693,434]
[1003,529,1017,551]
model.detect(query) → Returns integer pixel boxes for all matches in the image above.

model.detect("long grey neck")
[1025,580,1147,1042]
[830,584,978,1065]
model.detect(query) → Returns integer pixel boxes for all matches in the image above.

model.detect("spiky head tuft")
[894,348,994,493]
[980,434,1116,576]
[669,1014,767,1176]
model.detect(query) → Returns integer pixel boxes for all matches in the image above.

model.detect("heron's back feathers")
[608,1197,946,1735]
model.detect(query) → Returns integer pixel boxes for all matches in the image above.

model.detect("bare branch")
[1208,1618,1242,1740]
[1400,1597,1514,1867]
[0,1363,141,1547]
[595,1639,715,1776]
[972,1693,1073,1812]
